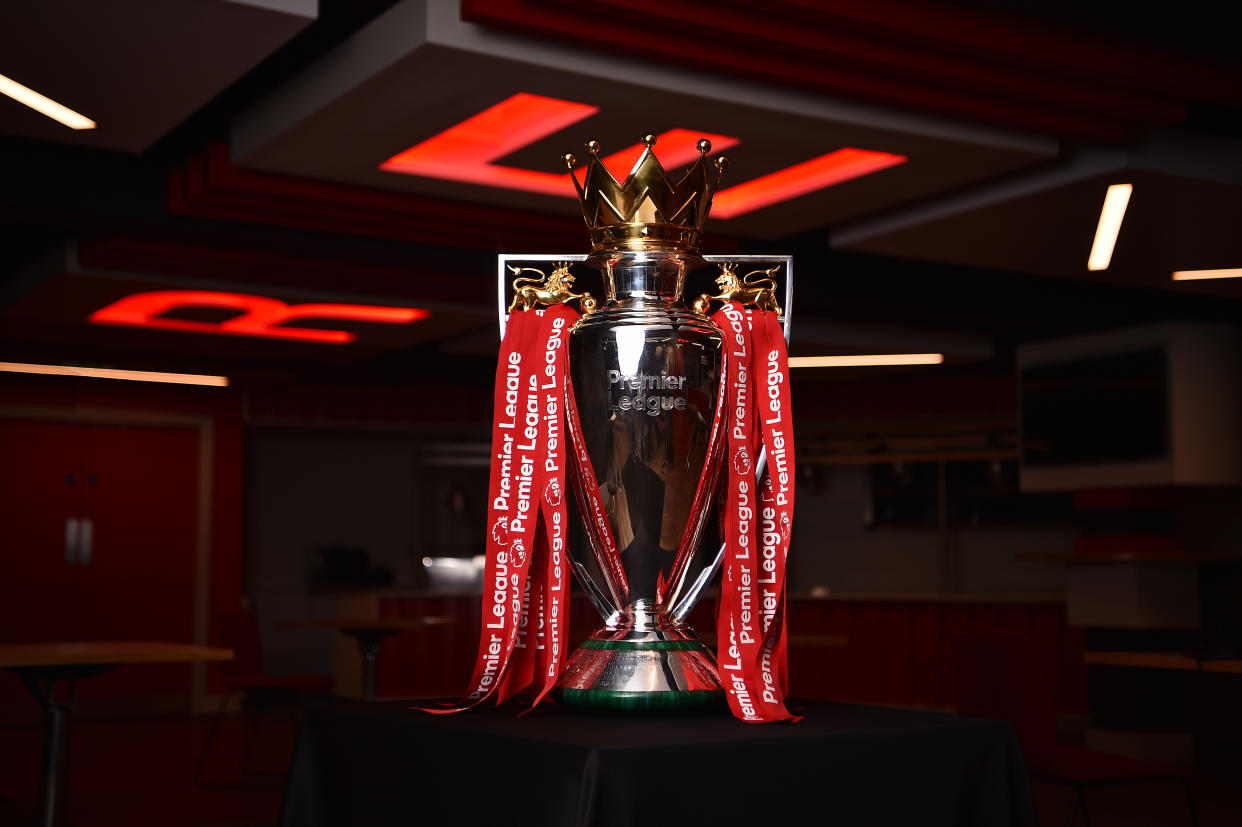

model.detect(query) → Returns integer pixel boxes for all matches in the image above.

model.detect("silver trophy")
[498,136,790,712]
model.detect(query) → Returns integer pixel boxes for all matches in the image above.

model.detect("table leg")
[342,630,397,702]
[18,673,75,827]
[359,638,380,702]
[11,664,116,827]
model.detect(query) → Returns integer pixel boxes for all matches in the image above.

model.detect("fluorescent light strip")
[0,73,95,130]
[1087,183,1132,271]
[1171,268,1242,281]
[788,354,944,368]
[0,362,227,387]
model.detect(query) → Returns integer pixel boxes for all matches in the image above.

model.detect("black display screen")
[1020,349,1169,467]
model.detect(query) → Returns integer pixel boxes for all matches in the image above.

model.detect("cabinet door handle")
[80,518,93,566]
[64,518,81,565]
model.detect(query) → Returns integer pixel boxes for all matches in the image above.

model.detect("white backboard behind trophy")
[497,254,793,347]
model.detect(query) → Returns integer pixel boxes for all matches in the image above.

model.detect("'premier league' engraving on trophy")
[496,133,792,713]
[608,369,690,415]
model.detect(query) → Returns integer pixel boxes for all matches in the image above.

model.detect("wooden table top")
[1084,650,1242,674]
[0,641,233,669]
[276,616,459,632]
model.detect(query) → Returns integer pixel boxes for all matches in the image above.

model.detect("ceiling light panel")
[1087,183,1132,271]
[0,362,227,386]
[380,93,901,219]
[789,354,944,367]
[1171,268,1242,281]
[0,72,94,129]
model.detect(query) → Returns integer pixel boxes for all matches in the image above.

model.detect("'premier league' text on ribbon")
[711,302,797,724]
[424,306,577,712]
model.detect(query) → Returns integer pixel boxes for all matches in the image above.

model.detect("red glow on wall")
[380,93,905,216]
[90,291,429,344]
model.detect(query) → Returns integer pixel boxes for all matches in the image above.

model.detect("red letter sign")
[90,290,429,344]
[380,92,905,217]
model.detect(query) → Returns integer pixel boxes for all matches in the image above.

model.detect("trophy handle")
[698,255,793,345]
[570,558,622,621]
[671,255,791,623]
[499,254,792,345]
[669,446,771,623]
[496,255,592,337]
[694,262,783,315]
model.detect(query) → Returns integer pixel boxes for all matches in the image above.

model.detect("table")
[0,641,233,827]
[278,698,1037,826]
[1084,650,1242,673]
[276,617,457,701]
[1084,649,1242,771]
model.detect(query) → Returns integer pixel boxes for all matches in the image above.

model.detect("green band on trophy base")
[580,639,707,652]
[557,687,725,713]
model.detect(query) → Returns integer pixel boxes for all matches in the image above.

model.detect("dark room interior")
[2,1,1241,825]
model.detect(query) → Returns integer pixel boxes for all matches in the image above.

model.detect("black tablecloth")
[278,698,1036,827]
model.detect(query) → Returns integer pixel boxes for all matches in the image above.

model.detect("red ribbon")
[426,304,576,713]
[711,303,797,723]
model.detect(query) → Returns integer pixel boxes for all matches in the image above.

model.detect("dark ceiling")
[2,0,1240,391]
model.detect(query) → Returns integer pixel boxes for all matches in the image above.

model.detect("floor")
[1,706,1238,826]
[0,710,294,827]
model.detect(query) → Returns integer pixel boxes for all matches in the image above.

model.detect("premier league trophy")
[491,135,794,716]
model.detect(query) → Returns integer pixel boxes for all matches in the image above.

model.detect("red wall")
[783,597,1086,715]
[0,373,245,694]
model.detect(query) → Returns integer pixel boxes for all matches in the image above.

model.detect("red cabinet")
[0,419,200,706]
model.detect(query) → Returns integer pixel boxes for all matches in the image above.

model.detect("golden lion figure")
[693,262,782,315]
[507,261,596,313]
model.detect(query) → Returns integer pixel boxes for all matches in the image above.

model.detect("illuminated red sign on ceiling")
[90,290,429,344]
[380,92,907,219]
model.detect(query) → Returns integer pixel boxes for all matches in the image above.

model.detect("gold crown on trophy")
[563,134,728,255]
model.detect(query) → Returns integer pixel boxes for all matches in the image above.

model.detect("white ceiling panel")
[0,0,316,152]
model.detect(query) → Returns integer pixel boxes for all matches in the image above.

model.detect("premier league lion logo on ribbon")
[511,539,527,568]
[543,478,563,508]
[490,516,510,547]
[733,446,751,477]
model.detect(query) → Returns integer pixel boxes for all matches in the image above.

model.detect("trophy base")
[554,603,725,713]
